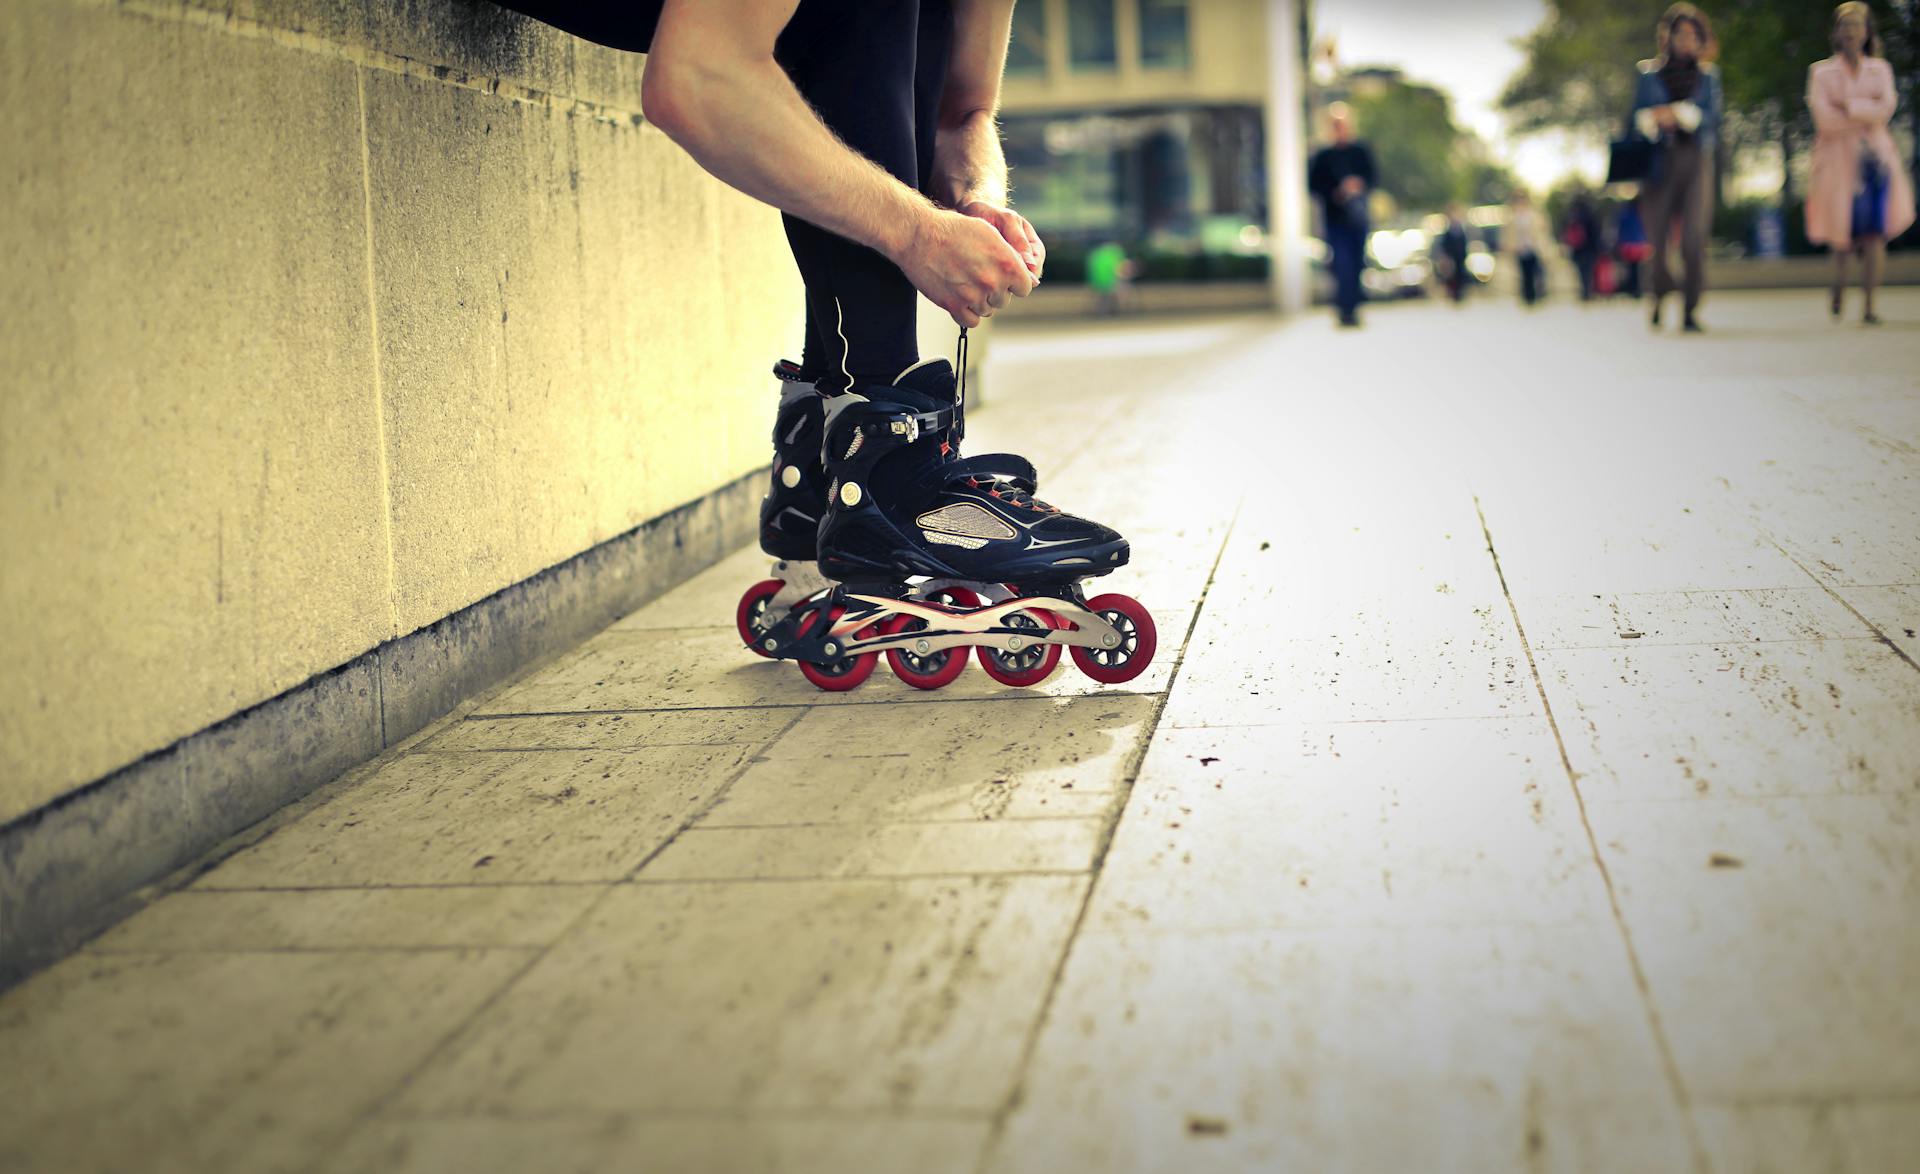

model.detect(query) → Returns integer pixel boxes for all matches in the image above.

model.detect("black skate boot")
[757,342,1156,693]
[735,360,834,654]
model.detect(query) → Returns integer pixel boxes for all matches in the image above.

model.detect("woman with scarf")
[1807,3,1915,326]
[1629,4,1720,334]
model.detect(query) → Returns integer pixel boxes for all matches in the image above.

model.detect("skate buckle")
[889,416,920,443]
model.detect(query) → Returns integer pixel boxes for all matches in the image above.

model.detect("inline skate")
[735,354,1030,669]
[747,335,1156,692]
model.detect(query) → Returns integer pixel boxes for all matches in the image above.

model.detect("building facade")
[998,0,1279,277]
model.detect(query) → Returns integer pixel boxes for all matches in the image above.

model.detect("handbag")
[1607,137,1655,184]
[1852,147,1889,238]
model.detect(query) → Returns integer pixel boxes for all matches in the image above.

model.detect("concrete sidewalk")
[4,291,1918,1172]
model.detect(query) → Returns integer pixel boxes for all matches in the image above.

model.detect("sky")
[1311,0,1608,193]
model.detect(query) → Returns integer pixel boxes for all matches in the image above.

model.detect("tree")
[1882,0,1920,194]
[1714,0,1828,203]
[1499,0,1665,143]
[1456,140,1520,206]
[1343,70,1504,212]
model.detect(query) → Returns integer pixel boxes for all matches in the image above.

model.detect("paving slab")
[1517,587,1869,650]
[640,819,1104,880]
[989,924,1692,1174]
[322,1115,990,1174]
[1585,793,1920,1101]
[1692,1100,1920,1174]
[1833,583,1920,663]
[1483,506,1817,597]
[0,948,531,1174]
[199,745,756,887]
[90,885,605,952]
[1164,593,1535,726]
[702,695,1156,826]
[1761,491,1920,592]
[1084,721,1602,934]
[423,707,792,751]
[393,876,1086,1115]
[1540,639,1920,802]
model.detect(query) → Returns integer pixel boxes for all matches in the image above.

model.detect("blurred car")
[1364,227,1432,299]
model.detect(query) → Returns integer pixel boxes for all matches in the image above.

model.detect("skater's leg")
[749,1,962,594]
[776,1,954,392]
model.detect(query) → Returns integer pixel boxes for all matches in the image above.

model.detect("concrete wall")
[0,0,803,828]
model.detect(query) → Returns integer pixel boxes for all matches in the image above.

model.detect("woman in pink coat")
[1806,2,1914,325]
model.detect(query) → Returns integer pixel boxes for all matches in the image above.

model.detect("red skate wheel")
[796,604,878,692]
[883,588,977,691]
[1070,594,1156,684]
[976,606,1063,688]
[736,578,787,657]
[936,587,984,609]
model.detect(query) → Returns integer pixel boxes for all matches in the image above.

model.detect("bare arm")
[931,0,1044,279]
[642,0,1031,325]
[642,0,921,256]
[931,0,1013,208]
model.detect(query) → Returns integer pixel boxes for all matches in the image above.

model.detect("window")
[1136,0,1190,69]
[1006,3,1048,76]
[1067,0,1117,71]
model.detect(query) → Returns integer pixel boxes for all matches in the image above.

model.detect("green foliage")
[1499,0,1667,142]
[1714,0,1829,181]
[1347,76,1464,210]
[1712,195,1815,255]
[1457,145,1521,206]
[1880,1,1920,187]
[1342,73,1518,212]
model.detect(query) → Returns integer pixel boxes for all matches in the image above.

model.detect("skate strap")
[881,404,958,443]
[771,358,811,383]
[943,453,1037,492]
[907,453,1037,499]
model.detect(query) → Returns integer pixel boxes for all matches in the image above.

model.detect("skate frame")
[754,581,1126,662]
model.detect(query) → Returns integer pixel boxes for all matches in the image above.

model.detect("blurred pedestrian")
[1086,240,1131,316]
[1614,200,1650,298]
[1437,203,1470,303]
[1509,192,1545,306]
[1630,3,1720,333]
[1807,3,1915,326]
[1565,194,1603,302]
[1309,103,1376,328]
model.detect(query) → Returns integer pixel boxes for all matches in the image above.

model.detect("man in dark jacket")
[1437,203,1470,303]
[1308,103,1376,327]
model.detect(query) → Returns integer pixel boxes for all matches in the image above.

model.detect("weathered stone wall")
[0,0,804,825]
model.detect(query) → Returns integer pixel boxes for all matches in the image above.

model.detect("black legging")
[492,1,952,393]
